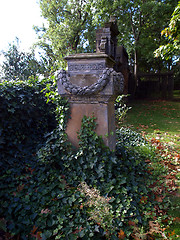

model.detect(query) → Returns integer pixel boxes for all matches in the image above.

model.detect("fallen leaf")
[168,230,175,237]
[118,229,126,239]
[41,208,52,214]
[148,221,161,234]
[128,220,136,226]
[31,225,38,235]
[35,231,42,240]
[173,217,180,222]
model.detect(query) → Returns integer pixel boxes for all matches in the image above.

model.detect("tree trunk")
[130,47,139,97]
[134,48,138,87]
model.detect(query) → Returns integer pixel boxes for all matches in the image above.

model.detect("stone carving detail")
[99,36,107,53]
[113,71,124,94]
[58,68,124,96]
[69,63,105,71]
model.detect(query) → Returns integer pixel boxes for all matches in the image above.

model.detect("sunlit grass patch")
[122,98,180,239]
[124,99,180,151]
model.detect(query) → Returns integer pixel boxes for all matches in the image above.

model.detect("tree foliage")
[1,39,46,80]
[95,0,178,74]
[35,0,178,75]
[35,0,97,70]
[154,1,180,62]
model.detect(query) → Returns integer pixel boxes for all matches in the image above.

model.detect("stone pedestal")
[58,53,124,151]
[57,18,126,151]
[65,99,116,150]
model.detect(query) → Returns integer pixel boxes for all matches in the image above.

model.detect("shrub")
[0,81,165,239]
[0,77,57,171]
[37,117,163,239]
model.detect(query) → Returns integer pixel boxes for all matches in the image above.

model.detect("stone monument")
[57,17,124,150]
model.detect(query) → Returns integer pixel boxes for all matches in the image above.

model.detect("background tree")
[154,1,180,89]
[35,0,97,70]
[36,0,178,79]
[1,38,45,81]
[154,1,180,62]
[95,0,178,82]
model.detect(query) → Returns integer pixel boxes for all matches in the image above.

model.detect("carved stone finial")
[109,16,117,23]
[99,36,107,53]
[96,16,119,59]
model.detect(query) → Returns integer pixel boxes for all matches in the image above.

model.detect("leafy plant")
[115,95,131,124]
[0,78,57,171]
[154,1,180,62]
[0,79,175,239]
[22,115,160,239]
[1,39,46,81]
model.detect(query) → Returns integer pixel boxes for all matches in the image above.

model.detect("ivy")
[0,78,57,171]
[5,114,155,239]
[0,79,171,239]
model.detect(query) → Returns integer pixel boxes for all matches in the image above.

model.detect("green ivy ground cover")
[0,80,177,239]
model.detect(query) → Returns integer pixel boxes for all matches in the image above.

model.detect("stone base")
[66,101,116,151]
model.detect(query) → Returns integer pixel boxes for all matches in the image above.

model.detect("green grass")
[174,90,180,101]
[122,98,180,238]
[124,99,180,151]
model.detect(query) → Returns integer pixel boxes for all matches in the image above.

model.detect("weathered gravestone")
[58,17,125,150]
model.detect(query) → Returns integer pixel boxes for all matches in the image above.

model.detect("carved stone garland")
[58,68,124,95]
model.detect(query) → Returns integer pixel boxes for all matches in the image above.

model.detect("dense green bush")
[0,77,57,171]
[0,80,166,239]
